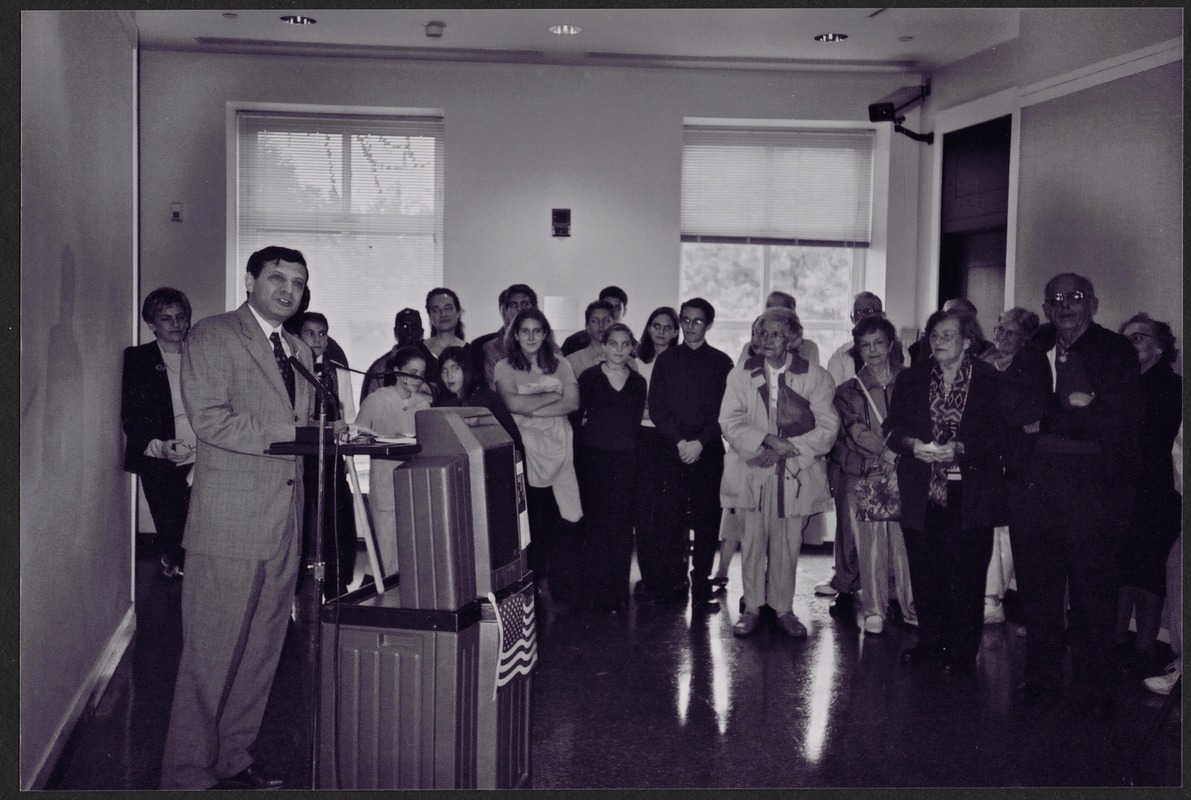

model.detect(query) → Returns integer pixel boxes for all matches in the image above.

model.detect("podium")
[265,437,421,789]
[304,407,534,789]
[317,575,533,788]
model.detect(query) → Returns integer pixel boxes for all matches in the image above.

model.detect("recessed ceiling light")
[280,15,317,26]
[549,24,582,35]
[814,33,848,43]
[222,12,238,19]
[898,35,914,42]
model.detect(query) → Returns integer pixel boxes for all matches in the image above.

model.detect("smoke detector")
[424,21,445,39]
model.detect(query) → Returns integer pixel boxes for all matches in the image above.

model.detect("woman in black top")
[121,287,196,579]
[884,308,1010,676]
[632,306,682,601]
[433,345,524,458]
[576,323,647,613]
[1114,313,1182,672]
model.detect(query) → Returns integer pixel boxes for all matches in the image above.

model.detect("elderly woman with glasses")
[720,307,839,638]
[884,308,1011,675]
[1113,312,1182,674]
[831,315,915,635]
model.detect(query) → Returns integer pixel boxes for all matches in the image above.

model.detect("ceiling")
[132,8,1022,74]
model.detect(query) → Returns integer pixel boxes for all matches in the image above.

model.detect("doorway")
[938,115,1011,324]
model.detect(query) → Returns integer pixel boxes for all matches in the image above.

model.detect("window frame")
[223,101,445,312]
[679,117,891,326]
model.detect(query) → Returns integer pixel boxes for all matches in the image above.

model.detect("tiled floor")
[50,538,1181,790]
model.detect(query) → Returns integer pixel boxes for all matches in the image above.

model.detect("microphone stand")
[288,356,341,790]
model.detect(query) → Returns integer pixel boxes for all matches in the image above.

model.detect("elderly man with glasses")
[1011,272,1141,718]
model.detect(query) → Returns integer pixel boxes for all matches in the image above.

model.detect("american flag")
[488,588,537,698]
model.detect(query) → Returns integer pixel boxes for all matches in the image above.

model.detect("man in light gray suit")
[160,246,316,790]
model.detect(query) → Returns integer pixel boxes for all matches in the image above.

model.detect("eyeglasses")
[651,323,675,334]
[679,316,707,328]
[1127,331,1158,345]
[928,331,962,344]
[1045,291,1087,306]
[993,325,1023,338]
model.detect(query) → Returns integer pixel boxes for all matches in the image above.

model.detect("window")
[680,125,875,362]
[234,110,444,373]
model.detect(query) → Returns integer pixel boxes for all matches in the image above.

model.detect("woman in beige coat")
[720,307,839,638]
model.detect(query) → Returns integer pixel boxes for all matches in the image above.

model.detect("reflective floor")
[50,538,1181,790]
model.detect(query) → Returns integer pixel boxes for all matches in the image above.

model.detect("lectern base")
[316,577,533,789]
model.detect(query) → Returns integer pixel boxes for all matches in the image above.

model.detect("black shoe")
[1013,681,1064,708]
[692,596,721,612]
[828,592,855,620]
[219,763,286,790]
[943,655,977,676]
[901,642,946,664]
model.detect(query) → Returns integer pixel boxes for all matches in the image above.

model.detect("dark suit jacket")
[180,303,313,561]
[884,356,1010,531]
[121,341,180,476]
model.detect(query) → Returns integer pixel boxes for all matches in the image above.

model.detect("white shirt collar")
[765,353,792,378]
[247,302,290,355]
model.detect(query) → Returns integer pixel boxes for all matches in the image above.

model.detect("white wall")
[20,10,137,788]
[917,7,1183,344]
[1015,61,1182,343]
[138,52,922,342]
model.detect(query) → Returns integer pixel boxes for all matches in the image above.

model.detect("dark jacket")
[121,341,178,476]
[884,356,1010,531]
[991,342,1052,481]
[1030,322,1142,485]
[1133,359,1182,531]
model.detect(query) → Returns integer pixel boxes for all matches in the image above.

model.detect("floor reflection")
[51,540,1181,790]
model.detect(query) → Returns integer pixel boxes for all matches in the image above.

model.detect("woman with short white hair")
[720,307,839,638]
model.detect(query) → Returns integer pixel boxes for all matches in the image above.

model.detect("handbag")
[855,468,901,521]
[851,375,901,522]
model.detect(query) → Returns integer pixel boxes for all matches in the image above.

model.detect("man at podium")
[160,246,316,791]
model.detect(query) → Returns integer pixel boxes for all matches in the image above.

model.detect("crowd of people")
[124,248,1181,788]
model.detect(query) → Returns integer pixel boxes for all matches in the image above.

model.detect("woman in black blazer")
[884,308,1010,676]
[121,287,195,578]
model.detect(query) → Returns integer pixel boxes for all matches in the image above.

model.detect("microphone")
[288,355,344,414]
[327,359,428,384]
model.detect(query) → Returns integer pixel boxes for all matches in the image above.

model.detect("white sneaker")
[1144,662,1181,696]
[863,615,884,635]
[983,599,1006,625]
[814,582,839,597]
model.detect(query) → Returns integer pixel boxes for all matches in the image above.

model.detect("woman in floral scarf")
[884,308,1010,676]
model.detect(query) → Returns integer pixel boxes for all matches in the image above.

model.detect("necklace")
[603,362,629,374]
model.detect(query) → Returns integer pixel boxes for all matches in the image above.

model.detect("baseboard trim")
[27,605,137,790]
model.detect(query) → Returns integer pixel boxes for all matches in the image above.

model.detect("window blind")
[681,126,874,246]
[237,111,443,245]
[234,110,444,374]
